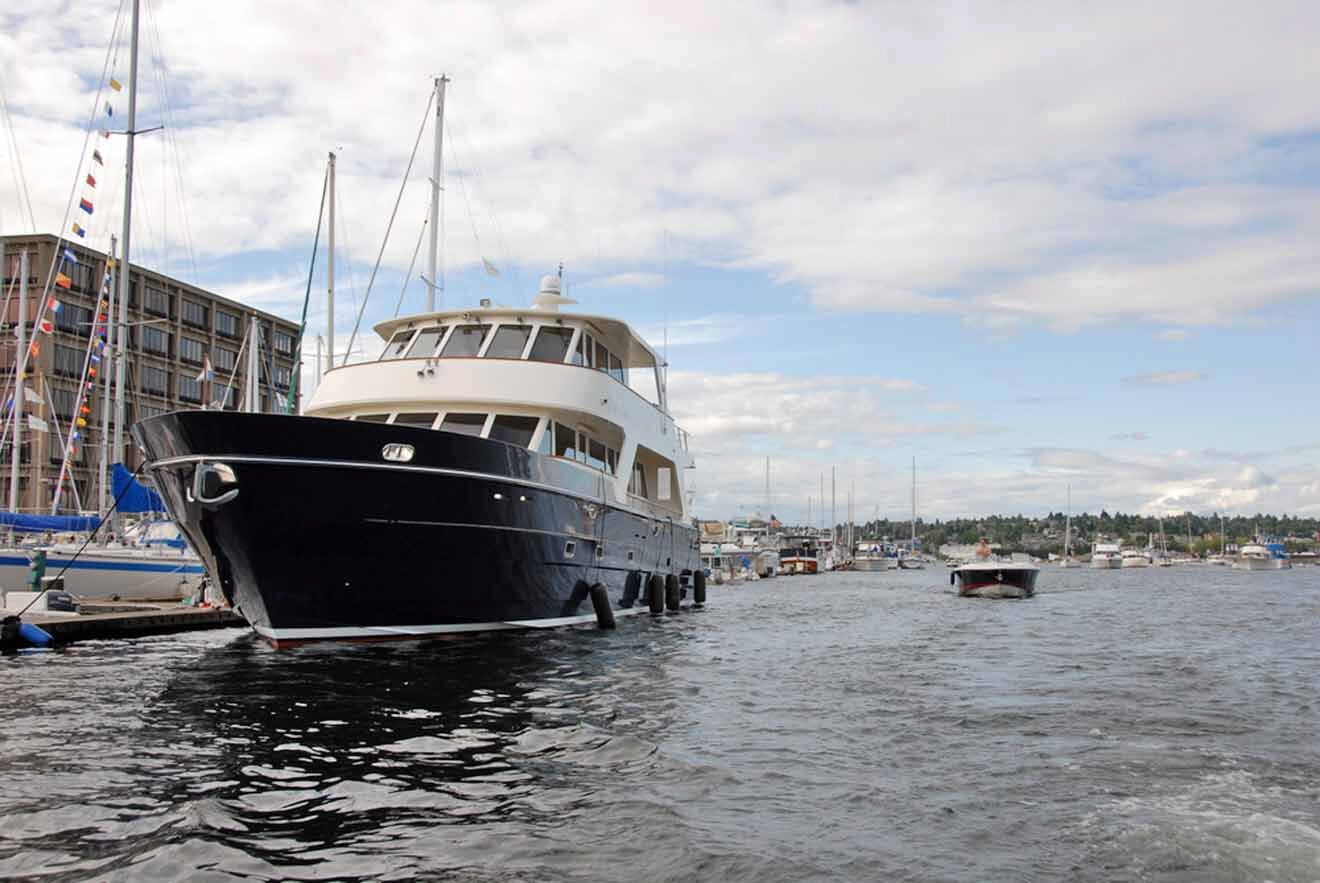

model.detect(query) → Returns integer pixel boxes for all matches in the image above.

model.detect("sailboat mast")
[1065,484,1071,557]
[9,250,27,513]
[112,0,139,487]
[426,75,448,312]
[97,236,117,514]
[910,456,916,548]
[327,151,335,365]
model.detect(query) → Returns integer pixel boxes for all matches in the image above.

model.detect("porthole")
[564,541,576,558]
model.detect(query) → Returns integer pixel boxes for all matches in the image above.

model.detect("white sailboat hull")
[0,547,203,601]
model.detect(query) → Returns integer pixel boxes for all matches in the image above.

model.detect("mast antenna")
[426,74,449,312]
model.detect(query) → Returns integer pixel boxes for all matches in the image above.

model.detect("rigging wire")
[0,0,126,464]
[0,77,37,231]
[283,163,330,414]
[335,177,362,352]
[343,82,436,365]
[394,216,428,318]
[448,115,518,301]
[143,0,199,281]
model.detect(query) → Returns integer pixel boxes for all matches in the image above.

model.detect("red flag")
[38,319,54,334]
[86,174,97,188]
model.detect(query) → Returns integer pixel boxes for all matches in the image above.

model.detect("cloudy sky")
[3,1,1319,522]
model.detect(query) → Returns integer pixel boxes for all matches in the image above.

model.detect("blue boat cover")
[0,511,101,533]
[112,463,165,513]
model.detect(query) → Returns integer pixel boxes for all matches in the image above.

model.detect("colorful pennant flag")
[55,272,72,289]
[24,388,41,406]
[106,103,113,117]
[62,246,77,263]
[79,198,94,214]
[27,415,48,433]
[85,174,97,188]
[38,319,54,334]
[109,78,122,92]
[47,297,62,314]
[71,223,85,238]
[92,149,104,165]
[29,342,39,357]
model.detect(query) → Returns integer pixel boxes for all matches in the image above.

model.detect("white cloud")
[589,272,666,289]
[1156,328,1193,342]
[1122,370,1207,387]
[4,1,1320,333]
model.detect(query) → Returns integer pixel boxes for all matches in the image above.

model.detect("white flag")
[481,257,500,277]
[27,415,48,432]
[23,387,42,405]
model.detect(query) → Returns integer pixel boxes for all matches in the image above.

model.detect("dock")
[20,604,244,645]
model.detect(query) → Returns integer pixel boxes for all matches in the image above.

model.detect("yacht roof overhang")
[373,308,663,368]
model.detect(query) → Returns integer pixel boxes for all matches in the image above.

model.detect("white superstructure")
[308,277,694,524]
[1091,541,1122,569]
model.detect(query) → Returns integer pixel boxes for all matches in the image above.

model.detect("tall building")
[1,233,301,514]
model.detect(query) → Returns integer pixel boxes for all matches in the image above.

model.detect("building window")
[273,365,291,389]
[216,310,239,337]
[143,286,170,317]
[180,337,204,364]
[55,303,92,335]
[69,261,98,293]
[214,347,237,372]
[138,403,167,420]
[142,365,169,396]
[214,385,235,409]
[54,344,83,377]
[178,375,202,403]
[274,330,294,355]
[142,326,171,356]
[50,387,77,419]
[181,299,208,327]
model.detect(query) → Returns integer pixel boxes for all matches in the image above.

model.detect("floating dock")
[15,603,243,645]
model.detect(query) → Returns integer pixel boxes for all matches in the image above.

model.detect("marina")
[2,1,1320,881]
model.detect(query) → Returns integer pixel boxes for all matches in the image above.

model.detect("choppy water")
[3,566,1319,881]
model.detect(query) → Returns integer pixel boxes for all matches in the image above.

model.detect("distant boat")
[1091,541,1122,569]
[853,542,890,572]
[952,540,1038,599]
[1120,549,1150,568]
[1234,539,1291,571]
[901,456,924,569]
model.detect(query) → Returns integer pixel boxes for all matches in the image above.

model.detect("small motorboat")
[951,540,1039,599]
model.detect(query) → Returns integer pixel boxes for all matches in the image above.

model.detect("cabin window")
[439,324,490,357]
[576,431,589,463]
[587,438,608,471]
[609,354,625,384]
[657,467,672,501]
[595,340,609,373]
[536,422,553,455]
[358,414,391,423]
[554,422,579,459]
[383,330,415,359]
[485,325,532,359]
[629,463,648,498]
[606,448,618,475]
[528,327,574,363]
[406,326,445,358]
[393,412,438,428]
[489,415,539,447]
[439,412,486,436]
[575,332,589,367]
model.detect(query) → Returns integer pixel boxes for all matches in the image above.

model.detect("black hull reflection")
[133,412,699,646]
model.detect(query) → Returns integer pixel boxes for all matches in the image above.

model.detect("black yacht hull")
[951,565,1039,599]
[133,412,699,646]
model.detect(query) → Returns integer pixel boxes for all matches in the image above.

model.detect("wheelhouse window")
[393,412,437,428]
[439,412,486,436]
[357,414,390,423]
[628,463,648,498]
[485,325,531,359]
[528,327,574,363]
[382,330,414,360]
[553,422,579,460]
[406,326,446,358]
[594,340,609,373]
[609,354,626,384]
[489,415,539,447]
[587,438,608,471]
[439,324,490,358]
